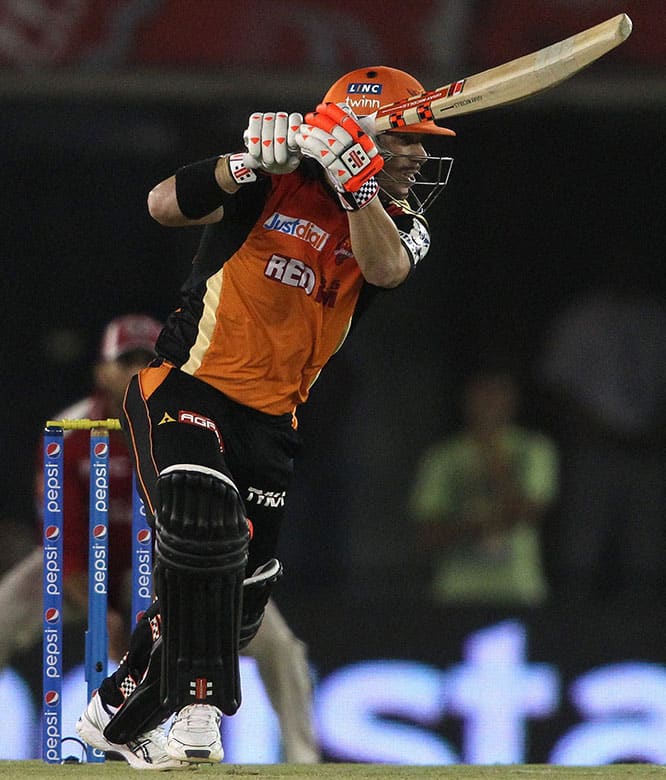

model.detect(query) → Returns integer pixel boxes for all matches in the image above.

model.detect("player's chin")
[379,180,412,200]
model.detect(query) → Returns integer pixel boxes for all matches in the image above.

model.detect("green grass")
[2,763,666,779]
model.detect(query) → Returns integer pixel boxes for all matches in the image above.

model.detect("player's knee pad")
[154,464,250,714]
[239,558,283,649]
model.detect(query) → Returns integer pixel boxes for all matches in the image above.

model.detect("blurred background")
[1,0,665,765]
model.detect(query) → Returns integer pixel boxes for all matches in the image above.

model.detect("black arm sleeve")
[175,156,228,219]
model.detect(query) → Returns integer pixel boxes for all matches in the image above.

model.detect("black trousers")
[122,361,301,575]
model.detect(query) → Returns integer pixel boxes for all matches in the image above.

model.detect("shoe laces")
[177,705,221,732]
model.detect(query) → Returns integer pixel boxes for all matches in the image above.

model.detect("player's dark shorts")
[122,360,301,573]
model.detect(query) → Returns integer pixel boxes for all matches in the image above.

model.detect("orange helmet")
[322,66,455,137]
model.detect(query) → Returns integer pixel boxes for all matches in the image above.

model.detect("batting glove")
[296,102,384,211]
[241,111,303,176]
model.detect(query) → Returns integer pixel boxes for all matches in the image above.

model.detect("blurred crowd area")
[0,0,662,75]
[0,0,664,607]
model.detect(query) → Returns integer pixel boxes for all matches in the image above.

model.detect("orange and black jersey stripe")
[156,161,431,416]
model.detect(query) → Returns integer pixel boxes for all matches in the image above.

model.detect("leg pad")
[239,559,283,649]
[155,465,249,714]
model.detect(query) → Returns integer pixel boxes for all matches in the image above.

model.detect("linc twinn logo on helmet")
[346,82,383,95]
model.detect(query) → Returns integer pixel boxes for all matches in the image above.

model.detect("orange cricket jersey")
[160,168,365,415]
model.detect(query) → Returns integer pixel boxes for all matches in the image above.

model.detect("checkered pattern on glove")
[337,177,379,211]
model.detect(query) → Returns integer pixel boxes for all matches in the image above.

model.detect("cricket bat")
[370,13,633,133]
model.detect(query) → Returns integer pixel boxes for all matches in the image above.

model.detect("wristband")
[175,156,226,219]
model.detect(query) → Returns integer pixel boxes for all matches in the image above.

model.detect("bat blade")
[372,13,632,133]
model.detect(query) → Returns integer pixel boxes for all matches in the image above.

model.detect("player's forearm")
[147,156,238,227]
[348,198,411,288]
[147,176,220,226]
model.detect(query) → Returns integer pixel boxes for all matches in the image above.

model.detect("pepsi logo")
[45,691,60,706]
[94,442,108,458]
[45,525,60,541]
[137,529,152,544]
[135,610,146,623]
[46,443,61,458]
[45,608,60,623]
[93,524,108,540]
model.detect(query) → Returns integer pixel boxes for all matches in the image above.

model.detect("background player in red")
[49,315,163,658]
[76,66,454,768]
[0,314,161,667]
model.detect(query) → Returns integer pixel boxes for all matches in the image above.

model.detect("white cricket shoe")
[166,704,223,763]
[76,691,190,770]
